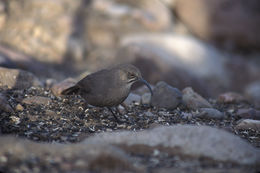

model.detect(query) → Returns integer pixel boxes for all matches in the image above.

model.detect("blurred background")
[0,0,260,99]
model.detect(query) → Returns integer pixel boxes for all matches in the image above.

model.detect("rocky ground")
[0,84,259,146]
[0,75,260,172]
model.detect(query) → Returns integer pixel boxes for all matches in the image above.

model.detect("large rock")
[116,33,229,96]
[87,0,173,49]
[85,125,260,165]
[175,0,260,50]
[0,137,142,173]
[0,125,259,172]
[0,67,41,89]
[0,0,88,63]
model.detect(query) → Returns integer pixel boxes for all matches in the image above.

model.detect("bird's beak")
[139,78,153,95]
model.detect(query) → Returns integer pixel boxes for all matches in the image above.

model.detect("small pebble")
[15,104,24,111]
[10,116,21,125]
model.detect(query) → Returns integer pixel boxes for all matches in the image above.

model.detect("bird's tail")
[61,85,80,95]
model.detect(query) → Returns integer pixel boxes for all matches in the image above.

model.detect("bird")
[61,64,153,121]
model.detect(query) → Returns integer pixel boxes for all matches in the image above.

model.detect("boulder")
[85,125,260,165]
[175,0,260,50]
[116,33,229,97]
[0,0,88,63]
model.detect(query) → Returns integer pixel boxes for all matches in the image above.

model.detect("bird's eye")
[128,73,135,79]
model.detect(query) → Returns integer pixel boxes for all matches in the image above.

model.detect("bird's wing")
[77,69,110,93]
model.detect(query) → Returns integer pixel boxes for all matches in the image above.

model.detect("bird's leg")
[107,107,121,122]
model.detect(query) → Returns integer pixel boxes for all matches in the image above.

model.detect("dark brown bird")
[61,64,153,121]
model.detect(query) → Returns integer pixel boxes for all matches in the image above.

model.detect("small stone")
[0,93,13,113]
[141,93,151,105]
[235,119,260,131]
[10,116,20,125]
[45,110,58,118]
[22,96,51,105]
[236,108,260,120]
[182,87,212,110]
[45,78,57,89]
[123,93,141,106]
[198,108,225,119]
[15,104,24,111]
[117,105,126,114]
[51,78,77,96]
[181,112,193,120]
[151,81,182,109]
[133,85,155,95]
[144,111,156,117]
[218,92,246,104]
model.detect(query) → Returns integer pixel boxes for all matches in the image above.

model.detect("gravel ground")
[0,86,259,147]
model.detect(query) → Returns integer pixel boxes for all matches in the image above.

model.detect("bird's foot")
[107,107,124,123]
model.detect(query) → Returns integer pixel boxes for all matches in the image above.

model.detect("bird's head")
[117,64,153,95]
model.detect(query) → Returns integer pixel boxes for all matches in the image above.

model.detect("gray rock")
[0,93,13,113]
[181,112,193,120]
[245,81,260,109]
[175,0,260,50]
[182,87,212,110]
[235,119,260,131]
[141,92,152,105]
[0,67,42,90]
[0,136,142,173]
[0,0,88,63]
[22,96,51,106]
[198,108,225,119]
[236,108,260,120]
[218,92,246,104]
[117,33,228,97]
[144,111,156,117]
[151,81,182,109]
[85,125,260,165]
[0,125,259,172]
[123,93,141,106]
